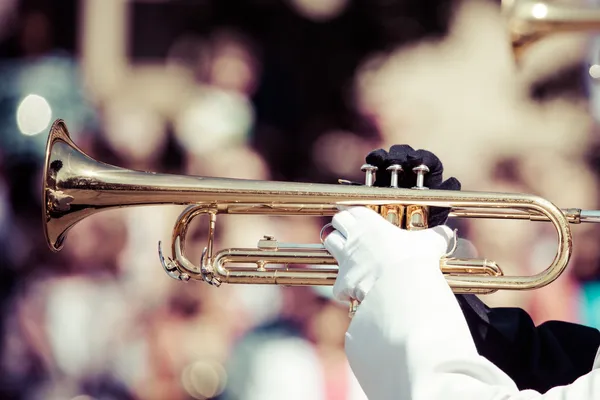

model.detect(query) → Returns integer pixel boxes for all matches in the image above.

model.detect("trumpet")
[43,120,600,297]
[504,0,600,60]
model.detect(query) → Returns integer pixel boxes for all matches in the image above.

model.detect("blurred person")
[353,0,593,190]
[220,286,367,400]
[138,283,233,400]
[4,268,138,400]
[1,198,139,400]
[206,29,262,96]
[325,145,600,396]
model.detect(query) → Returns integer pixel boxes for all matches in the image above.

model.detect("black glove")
[365,144,461,227]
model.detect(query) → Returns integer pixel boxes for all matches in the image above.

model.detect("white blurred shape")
[16,94,52,136]
[243,338,323,400]
[174,87,254,156]
[532,3,548,19]
[234,337,367,400]
[288,0,349,21]
[45,278,129,377]
[188,145,269,180]
[590,64,600,79]
[104,100,166,162]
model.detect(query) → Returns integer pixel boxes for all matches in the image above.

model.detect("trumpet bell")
[43,120,97,252]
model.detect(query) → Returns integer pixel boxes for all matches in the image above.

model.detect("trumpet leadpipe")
[449,208,600,224]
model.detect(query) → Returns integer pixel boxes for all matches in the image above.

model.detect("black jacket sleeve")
[457,294,600,393]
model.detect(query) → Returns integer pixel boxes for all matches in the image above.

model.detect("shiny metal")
[443,229,459,258]
[412,164,429,190]
[361,164,378,186]
[43,119,600,299]
[503,0,600,60]
[387,164,403,188]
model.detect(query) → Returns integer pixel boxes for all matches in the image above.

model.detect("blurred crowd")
[2,0,600,399]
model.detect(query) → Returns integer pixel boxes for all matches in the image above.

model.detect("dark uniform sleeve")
[457,294,600,394]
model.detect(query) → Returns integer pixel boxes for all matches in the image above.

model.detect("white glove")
[323,206,454,304]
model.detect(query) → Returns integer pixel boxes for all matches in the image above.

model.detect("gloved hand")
[324,206,454,303]
[365,144,461,227]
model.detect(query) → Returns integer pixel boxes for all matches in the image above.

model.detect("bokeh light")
[181,360,227,399]
[590,64,600,79]
[531,3,548,19]
[16,94,52,136]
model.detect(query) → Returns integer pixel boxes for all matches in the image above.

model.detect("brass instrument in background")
[43,120,600,301]
[504,0,600,60]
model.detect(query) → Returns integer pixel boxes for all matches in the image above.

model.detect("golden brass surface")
[42,119,600,297]
[504,0,600,59]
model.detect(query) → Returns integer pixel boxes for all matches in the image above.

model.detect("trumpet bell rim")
[42,119,71,252]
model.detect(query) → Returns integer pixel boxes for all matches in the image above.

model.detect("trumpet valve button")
[386,164,403,188]
[360,164,378,187]
[412,164,430,189]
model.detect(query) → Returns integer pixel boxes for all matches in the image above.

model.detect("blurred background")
[2,0,600,398]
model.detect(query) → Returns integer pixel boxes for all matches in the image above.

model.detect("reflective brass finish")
[503,0,600,59]
[44,119,600,296]
[381,205,405,226]
[406,205,429,231]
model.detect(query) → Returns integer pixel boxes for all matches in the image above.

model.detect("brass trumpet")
[504,0,600,59]
[43,120,600,296]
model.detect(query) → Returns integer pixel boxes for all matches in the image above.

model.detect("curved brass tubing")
[43,120,600,301]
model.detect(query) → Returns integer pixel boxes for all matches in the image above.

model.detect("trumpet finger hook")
[158,241,190,282]
[320,223,334,244]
